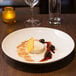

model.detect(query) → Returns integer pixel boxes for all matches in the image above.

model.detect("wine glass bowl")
[25,0,39,8]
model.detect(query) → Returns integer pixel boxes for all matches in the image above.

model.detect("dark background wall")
[39,0,75,14]
[0,0,76,14]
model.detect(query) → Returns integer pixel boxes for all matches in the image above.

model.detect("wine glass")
[24,0,40,26]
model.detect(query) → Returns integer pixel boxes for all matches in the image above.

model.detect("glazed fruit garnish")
[40,51,52,61]
[39,39,45,43]
[44,51,52,58]
[49,45,55,53]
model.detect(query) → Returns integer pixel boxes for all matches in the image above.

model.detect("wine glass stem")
[31,7,35,26]
[31,7,34,21]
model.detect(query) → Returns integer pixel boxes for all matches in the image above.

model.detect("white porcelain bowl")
[1,27,75,64]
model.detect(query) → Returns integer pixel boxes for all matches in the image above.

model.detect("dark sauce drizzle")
[39,39,55,62]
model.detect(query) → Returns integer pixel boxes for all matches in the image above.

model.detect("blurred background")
[0,0,76,14]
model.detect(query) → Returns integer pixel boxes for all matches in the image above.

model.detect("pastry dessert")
[30,40,45,54]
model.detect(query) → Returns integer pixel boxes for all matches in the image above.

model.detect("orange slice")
[26,37,34,53]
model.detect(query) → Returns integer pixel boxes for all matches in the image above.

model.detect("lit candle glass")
[2,7,16,24]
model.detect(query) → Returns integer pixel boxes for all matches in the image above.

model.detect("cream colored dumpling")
[30,41,45,54]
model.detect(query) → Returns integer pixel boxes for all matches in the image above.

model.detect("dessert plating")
[17,38,55,62]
